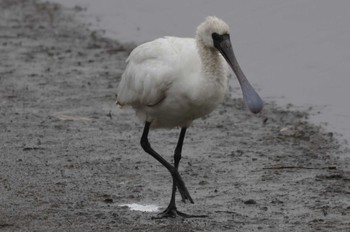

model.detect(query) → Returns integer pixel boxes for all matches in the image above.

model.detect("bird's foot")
[152,206,207,219]
[172,170,194,203]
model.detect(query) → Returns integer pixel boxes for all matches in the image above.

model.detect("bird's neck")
[197,43,226,83]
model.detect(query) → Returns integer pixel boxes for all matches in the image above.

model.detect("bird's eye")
[212,33,229,43]
[212,33,221,41]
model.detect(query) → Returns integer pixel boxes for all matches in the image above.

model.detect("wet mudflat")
[0,1,349,231]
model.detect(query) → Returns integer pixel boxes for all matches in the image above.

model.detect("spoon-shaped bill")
[214,34,263,114]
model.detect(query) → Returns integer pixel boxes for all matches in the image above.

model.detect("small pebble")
[244,199,256,204]
[279,126,296,136]
[104,198,113,203]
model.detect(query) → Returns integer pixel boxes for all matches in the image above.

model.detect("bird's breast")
[172,75,227,119]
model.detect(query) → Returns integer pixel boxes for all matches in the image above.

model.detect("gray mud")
[0,0,349,231]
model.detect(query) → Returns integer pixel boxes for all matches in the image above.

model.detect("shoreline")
[0,0,349,231]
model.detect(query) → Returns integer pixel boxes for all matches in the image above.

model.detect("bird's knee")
[140,137,150,152]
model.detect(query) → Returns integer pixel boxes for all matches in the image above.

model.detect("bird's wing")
[117,37,197,107]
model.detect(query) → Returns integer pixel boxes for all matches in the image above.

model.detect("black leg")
[140,122,193,204]
[170,128,187,208]
[150,126,207,219]
[174,128,187,169]
[154,128,186,218]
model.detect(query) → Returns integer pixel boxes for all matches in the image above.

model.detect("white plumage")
[116,16,263,218]
[117,17,234,128]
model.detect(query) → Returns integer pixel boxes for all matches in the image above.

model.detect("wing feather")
[117,37,185,107]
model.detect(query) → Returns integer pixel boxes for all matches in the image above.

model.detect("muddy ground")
[0,0,349,231]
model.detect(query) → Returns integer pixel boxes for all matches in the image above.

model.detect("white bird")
[116,16,263,218]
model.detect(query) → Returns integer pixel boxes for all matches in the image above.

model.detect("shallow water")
[51,0,350,145]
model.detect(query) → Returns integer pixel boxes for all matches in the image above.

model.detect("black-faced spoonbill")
[116,16,263,218]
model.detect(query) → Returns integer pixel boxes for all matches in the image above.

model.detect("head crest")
[196,16,230,47]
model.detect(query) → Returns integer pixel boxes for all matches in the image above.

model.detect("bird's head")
[196,16,230,48]
[196,16,263,114]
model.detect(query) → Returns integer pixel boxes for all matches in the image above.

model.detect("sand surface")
[0,1,349,231]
